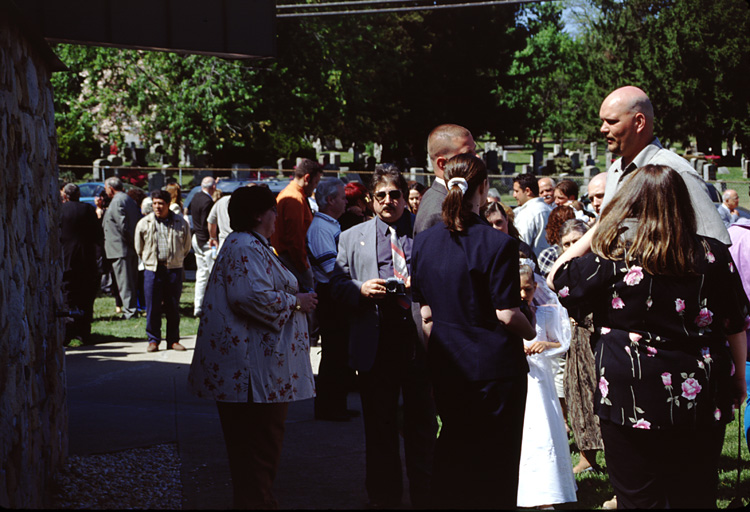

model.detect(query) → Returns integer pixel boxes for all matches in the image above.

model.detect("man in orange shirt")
[271,158,324,291]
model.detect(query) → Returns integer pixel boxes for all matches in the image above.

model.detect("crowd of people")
[59,84,749,509]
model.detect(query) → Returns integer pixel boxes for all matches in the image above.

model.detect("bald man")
[414,124,476,235]
[538,177,556,207]
[599,86,729,244]
[718,189,740,228]
[586,172,607,216]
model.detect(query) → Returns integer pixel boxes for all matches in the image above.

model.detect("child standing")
[517,261,577,509]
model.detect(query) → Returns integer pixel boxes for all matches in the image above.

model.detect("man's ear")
[436,156,447,173]
[633,112,647,134]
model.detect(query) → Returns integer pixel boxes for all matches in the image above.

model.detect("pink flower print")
[701,347,711,361]
[632,418,651,429]
[612,296,625,310]
[729,261,735,273]
[694,307,713,328]
[714,408,722,421]
[646,296,653,310]
[601,327,611,335]
[675,298,686,314]
[647,346,657,357]
[629,332,642,343]
[697,360,704,369]
[559,286,570,298]
[624,266,644,286]
[661,372,672,387]
[706,251,715,263]
[681,377,702,400]
[624,346,631,355]
[599,376,610,398]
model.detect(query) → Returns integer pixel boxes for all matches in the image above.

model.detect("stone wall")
[0,10,68,509]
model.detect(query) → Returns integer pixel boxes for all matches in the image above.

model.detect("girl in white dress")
[517,260,577,509]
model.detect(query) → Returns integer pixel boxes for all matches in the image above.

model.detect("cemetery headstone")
[702,163,717,181]
[93,158,110,181]
[232,163,252,180]
[717,166,730,175]
[590,142,598,160]
[318,154,327,167]
[743,159,749,179]
[604,151,613,168]
[335,139,343,150]
[373,143,382,162]
[502,161,516,175]
[570,152,581,170]
[485,150,499,172]
[522,164,534,174]
[329,152,341,167]
[582,166,599,180]
[532,149,543,172]
[553,144,562,156]
[586,155,596,167]
[366,156,377,172]
[148,170,166,192]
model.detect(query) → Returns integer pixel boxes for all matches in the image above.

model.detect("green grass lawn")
[89,280,750,508]
[89,280,199,344]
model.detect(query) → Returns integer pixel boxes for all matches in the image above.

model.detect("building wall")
[0,12,67,509]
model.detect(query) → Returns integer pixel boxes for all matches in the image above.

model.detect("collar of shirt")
[155,211,173,225]
[618,137,663,176]
[251,230,271,247]
[375,212,411,238]
[314,211,340,227]
[434,177,446,188]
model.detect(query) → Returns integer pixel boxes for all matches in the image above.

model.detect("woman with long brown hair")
[549,164,748,509]
[412,153,535,509]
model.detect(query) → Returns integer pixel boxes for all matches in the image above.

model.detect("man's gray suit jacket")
[413,180,447,235]
[103,191,142,259]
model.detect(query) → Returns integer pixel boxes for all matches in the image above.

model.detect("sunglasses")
[374,189,402,202]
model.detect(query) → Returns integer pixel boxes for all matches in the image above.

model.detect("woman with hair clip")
[548,164,749,509]
[411,153,536,509]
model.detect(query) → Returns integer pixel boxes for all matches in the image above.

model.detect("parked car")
[183,178,288,212]
[78,181,140,206]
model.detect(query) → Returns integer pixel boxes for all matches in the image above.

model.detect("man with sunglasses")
[332,165,437,509]
[414,124,476,235]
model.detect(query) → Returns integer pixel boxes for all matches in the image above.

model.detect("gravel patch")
[51,444,182,509]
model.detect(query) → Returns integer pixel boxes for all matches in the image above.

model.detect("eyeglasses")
[374,189,402,202]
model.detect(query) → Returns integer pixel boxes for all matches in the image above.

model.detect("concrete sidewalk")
[64,336,370,509]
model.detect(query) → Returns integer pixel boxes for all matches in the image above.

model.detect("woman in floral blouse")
[188,185,318,509]
[548,164,748,509]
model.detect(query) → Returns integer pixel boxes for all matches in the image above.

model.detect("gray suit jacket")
[413,180,447,235]
[103,191,142,259]
[331,218,382,372]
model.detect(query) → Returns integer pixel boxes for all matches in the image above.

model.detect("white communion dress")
[516,301,578,508]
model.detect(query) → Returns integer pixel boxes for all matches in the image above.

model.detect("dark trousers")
[144,265,182,346]
[62,272,98,343]
[601,419,725,509]
[216,400,289,509]
[358,324,437,508]
[315,283,354,414]
[430,372,527,510]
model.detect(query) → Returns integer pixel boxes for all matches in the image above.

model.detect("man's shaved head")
[587,172,608,215]
[599,86,655,164]
[427,124,476,179]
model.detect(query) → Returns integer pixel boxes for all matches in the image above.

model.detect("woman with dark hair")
[482,201,538,266]
[549,164,748,509]
[412,153,536,508]
[408,181,427,215]
[537,206,577,277]
[188,185,318,509]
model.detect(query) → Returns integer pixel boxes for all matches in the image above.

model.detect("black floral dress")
[554,237,748,430]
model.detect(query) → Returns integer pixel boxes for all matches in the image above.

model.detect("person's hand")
[360,278,387,299]
[524,341,547,355]
[209,238,219,249]
[404,276,412,291]
[296,292,318,313]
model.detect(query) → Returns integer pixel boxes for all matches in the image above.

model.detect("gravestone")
[107,154,123,166]
[582,166,599,179]
[604,151,613,167]
[717,166,730,175]
[553,144,562,156]
[702,163,717,181]
[502,150,509,162]
[743,159,749,179]
[485,150,499,172]
[532,149,543,172]
[93,158,110,181]
[522,164,534,174]
[318,154,327,167]
[334,139,343,150]
[373,143,382,162]
[695,159,706,175]
[232,163,252,180]
[148,170,166,191]
[570,152,581,170]
[278,157,292,171]
[312,138,323,155]
[366,156,377,172]
[590,142,598,160]
[586,155,596,167]
[502,161,516,175]
[329,152,341,167]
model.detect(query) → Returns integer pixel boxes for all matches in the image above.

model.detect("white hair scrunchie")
[447,177,469,195]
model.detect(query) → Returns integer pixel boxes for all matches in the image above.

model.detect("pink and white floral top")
[188,231,315,403]
[554,237,748,429]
